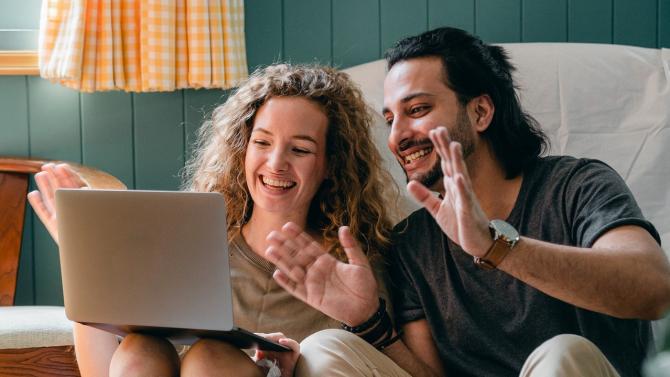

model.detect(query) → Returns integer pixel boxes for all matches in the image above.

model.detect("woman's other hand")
[255,332,300,377]
[27,163,88,244]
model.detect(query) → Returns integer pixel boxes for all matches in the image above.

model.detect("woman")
[28,64,396,377]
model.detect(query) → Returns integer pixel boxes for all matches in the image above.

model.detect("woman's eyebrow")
[252,128,317,145]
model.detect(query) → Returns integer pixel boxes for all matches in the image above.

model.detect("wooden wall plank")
[15,207,34,305]
[614,0,657,47]
[661,0,670,47]
[333,0,380,68]
[133,92,184,191]
[380,0,428,54]
[284,0,332,64]
[183,89,229,169]
[81,92,134,188]
[0,76,33,305]
[568,0,612,43]
[523,0,567,42]
[428,0,475,33]
[27,78,81,305]
[244,0,283,71]
[476,0,522,43]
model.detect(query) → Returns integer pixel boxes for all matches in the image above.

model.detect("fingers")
[27,190,60,244]
[266,222,326,282]
[429,127,453,177]
[34,170,56,215]
[53,163,87,188]
[338,226,370,268]
[272,269,307,301]
[277,338,299,353]
[407,180,442,218]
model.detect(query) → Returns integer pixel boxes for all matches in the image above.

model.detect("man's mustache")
[397,138,433,152]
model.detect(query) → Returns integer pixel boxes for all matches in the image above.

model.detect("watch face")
[490,219,520,243]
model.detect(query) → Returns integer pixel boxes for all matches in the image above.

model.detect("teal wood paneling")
[133,92,184,191]
[476,0,521,43]
[81,92,134,188]
[661,0,670,47]
[428,0,475,33]
[333,0,380,68]
[523,0,567,42]
[0,77,29,155]
[380,0,428,54]
[183,89,229,167]
[27,78,81,305]
[284,0,331,64]
[568,0,612,43]
[0,0,41,29]
[244,0,283,71]
[614,0,657,48]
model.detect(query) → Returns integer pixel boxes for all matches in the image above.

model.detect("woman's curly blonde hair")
[182,64,397,259]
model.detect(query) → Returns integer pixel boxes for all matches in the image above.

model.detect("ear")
[467,94,494,132]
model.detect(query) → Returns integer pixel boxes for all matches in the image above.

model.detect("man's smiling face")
[383,56,475,190]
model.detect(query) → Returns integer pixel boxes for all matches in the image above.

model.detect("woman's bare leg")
[109,333,180,377]
[181,338,263,377]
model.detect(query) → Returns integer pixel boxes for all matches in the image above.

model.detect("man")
[264,27,670,376]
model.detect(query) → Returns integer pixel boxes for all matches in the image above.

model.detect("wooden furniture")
[0,156,126,377]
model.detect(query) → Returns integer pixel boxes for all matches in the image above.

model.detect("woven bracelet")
[341,297,386,333]
[376,330,403,351]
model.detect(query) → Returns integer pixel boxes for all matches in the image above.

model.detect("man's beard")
[404,107,475,189]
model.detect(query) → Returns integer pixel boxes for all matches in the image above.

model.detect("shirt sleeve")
[565,159,660,247]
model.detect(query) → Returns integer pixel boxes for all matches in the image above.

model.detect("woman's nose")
[267,148,288,172]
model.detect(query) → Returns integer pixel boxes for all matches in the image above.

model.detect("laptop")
[55,189,289,351]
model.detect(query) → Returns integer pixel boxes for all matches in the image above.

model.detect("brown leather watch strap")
[474,238,512,270]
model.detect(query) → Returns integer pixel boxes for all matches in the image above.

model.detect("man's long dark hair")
[385,27,549,179]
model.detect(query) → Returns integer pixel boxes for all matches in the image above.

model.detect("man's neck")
[442,142,523,221]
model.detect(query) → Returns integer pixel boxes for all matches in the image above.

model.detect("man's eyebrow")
[382,92,435,114]
[252,127,317,144]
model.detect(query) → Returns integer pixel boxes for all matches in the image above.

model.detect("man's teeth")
[262,176,295,188]
[405,148,432,164]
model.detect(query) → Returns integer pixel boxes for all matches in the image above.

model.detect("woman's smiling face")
[244,96,329,220]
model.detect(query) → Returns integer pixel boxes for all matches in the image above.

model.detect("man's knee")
[301,329,360,353]
[110,333,179,377]
[297,329,369,376]
[521,334,619,377]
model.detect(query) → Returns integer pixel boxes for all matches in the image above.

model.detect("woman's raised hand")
[27,163,88,244]
[265,222,380,327]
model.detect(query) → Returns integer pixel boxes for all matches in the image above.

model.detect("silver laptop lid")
[55,189,233,332]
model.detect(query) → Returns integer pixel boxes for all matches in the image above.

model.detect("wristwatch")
[473,219,520,270]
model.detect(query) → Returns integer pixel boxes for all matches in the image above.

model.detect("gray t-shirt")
[388,156,661,377]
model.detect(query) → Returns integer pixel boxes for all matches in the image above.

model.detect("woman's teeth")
[262,176,295,189]
[405,148,432,164]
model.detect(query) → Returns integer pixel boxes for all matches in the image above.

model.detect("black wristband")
[341,297,386,333]
[376,330,403,351]
[360,307,392,344]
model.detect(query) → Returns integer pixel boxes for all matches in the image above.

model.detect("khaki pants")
[295,329,620,377]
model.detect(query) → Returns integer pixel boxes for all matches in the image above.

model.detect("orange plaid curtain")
[38,0,248,92]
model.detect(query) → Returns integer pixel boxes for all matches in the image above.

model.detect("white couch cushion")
[0,306,74,348]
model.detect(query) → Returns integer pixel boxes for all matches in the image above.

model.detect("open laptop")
[55,189,289,351]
